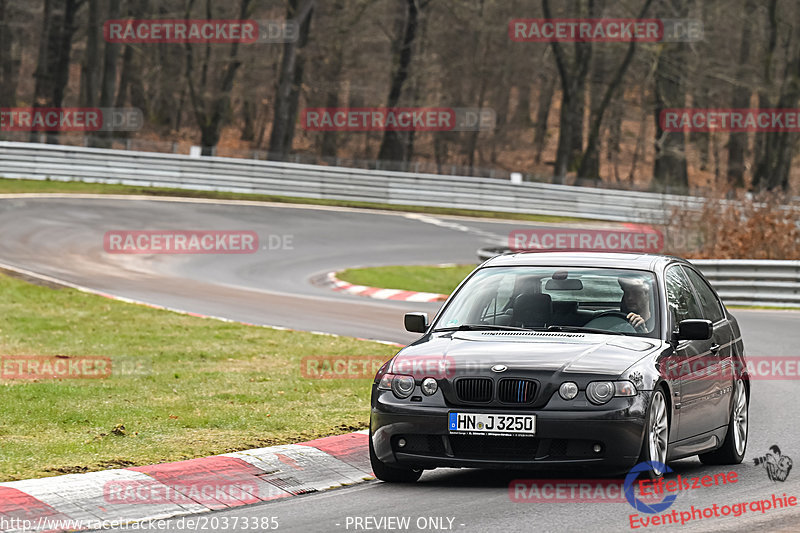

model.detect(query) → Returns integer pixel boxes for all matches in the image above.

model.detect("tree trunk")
[115,0,149,116]
[93,0,121,147]
[533,75,555,164]
[186,0,253,156]
[543,0,593,183]
[29,0,80,143]
[268,0,315,160]
[652,1,689,191]
[30,0,60,141]
[0,0,21,107]
[319,44,343,158]
[726,0,756,189]
[751,0,796,191]
[377,0,419,164]
[579,0,653,180]
[514,80,532,127]
[79,0,100,108]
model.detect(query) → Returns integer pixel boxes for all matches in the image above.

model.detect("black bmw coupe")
[369,252,750,482]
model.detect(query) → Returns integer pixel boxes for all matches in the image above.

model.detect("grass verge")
[0,177,594,224]
[0,272,397,482]
[337,265,475,295]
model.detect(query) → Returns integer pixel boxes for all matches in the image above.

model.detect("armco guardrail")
[476,248,800,308]
[693,259,800,307]
[0,141,705,223]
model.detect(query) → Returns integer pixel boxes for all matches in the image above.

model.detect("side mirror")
[678,319,713,341]
[404,312,428,333]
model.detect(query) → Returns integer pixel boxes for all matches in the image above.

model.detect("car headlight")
[586,381,615,405]
[421,377,438,396]
[391,375,416,399]
[559,381,579,400]
[585,380,638,405]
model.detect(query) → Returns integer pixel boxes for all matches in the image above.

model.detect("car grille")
[498,379,536,404]
[455,378,493,403]
[449,435,538,460]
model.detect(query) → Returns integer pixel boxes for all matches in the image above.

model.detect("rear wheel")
[636,389,670,480]
[699,378,748,465]
[369,433,422,483]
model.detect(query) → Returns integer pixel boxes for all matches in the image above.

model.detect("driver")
[619,278,653,333]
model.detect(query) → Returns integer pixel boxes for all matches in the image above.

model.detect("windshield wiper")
[546,325,624,336]
[433,324,541,332]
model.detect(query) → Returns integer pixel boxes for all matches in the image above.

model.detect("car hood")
[393,330,662,378]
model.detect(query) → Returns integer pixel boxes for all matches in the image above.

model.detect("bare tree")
[543,0,594,183]
[185,0,253,155]
[268,0,315,160]
[30,0,83,143]
[726,0,757,189]
[0,0,21,107]
[376,0,423,164]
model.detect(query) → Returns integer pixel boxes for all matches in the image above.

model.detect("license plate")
[448,412,536,436]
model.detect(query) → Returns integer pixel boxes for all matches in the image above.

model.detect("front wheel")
[369,433,422,483]
[636,389,670,480]
[699,378,748,465]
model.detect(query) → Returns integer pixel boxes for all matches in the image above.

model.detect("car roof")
[481,251,690,272]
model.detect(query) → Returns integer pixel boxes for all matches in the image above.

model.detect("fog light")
[421,377,438,396]
[398,438,407,448]
[559,381,579,400]
[593,444,602,453]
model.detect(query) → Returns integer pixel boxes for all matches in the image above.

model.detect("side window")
[664,266,703,330]
[683,267,725,322]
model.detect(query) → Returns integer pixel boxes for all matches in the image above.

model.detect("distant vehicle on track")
[370,252,749,482]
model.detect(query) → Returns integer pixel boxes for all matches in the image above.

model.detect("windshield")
[433,266,659,338]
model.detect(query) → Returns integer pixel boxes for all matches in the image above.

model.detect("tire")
[369,433,422,483]
[699,378,748,465]
[635,389,670,480]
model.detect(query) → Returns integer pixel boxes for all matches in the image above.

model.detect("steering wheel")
[590,310,631,321]
[584,310,637,333]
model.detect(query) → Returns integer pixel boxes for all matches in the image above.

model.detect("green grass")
[337,265,476,295]
[0,177,594,224]
[0,272,398,481]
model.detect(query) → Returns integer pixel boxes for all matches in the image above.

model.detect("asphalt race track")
[1,195,799,533]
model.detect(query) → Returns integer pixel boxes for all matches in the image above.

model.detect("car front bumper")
[370,388,652,473]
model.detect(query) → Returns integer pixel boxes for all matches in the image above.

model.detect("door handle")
[710,344,720,354]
